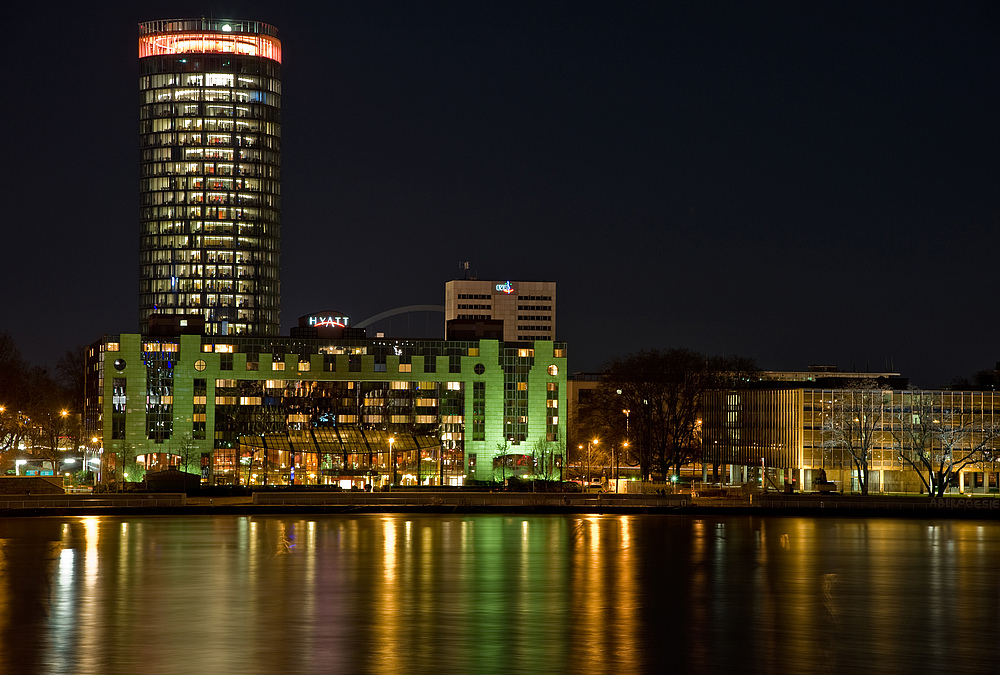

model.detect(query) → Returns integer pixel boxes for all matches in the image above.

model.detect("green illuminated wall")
[86,334,567,485]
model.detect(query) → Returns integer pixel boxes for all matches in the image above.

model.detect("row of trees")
[578,348,758,481]
[0,330,87,463]
[822,383,1000,496]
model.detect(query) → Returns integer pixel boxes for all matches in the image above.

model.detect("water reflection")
[0,515,998,673]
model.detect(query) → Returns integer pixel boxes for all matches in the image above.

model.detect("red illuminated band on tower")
[139,32,281,63]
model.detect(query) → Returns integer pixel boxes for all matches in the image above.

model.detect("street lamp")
[589,439,598,487]
[389,436,396,486]
[617,441,628,493]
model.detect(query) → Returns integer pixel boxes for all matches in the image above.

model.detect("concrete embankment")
[0,491,690,516]
[1,491,998,517]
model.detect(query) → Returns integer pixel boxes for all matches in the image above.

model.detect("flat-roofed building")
[445,279,555,342]
[85,334,567,488]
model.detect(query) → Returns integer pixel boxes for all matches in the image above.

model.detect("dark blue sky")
[2,1,998,387]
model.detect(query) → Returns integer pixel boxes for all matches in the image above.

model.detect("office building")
[85,333,567,487]
[445,279,556,342]
[702,371,1000,493]
[138,18,282,336]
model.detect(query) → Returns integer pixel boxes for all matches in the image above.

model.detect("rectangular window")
[298,360,311,372]
[398,363,412,373]
[220,353,233,370]
[272,360,285,371]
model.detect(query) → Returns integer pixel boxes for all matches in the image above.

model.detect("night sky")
[3,1,998,387]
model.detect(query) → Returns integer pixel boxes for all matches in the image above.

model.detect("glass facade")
[703,387,1000,493]
[138,18,281,337]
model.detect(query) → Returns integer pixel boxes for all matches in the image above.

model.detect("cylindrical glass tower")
[138,18,281,336]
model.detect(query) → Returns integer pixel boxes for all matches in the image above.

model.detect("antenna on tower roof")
[459,261,471,279]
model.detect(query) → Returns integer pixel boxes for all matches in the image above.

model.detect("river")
[0,514,996,674]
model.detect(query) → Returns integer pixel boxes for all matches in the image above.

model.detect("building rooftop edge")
[139,18,279,38]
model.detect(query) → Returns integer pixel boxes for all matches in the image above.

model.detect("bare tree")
[0,331,30,455]
[821,381,887,495]
[55,345,87,414]
[582,349,757,481]
[176,433,201,474]
[892,390,1000,497]
[528,437,561,481]
[492,440,510,484]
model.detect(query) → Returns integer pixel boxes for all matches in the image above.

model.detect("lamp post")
[90,437,99,487]
[617,441,628,493]
[389,436,396,486]
[58,410,68,456]
[589,439,598,487]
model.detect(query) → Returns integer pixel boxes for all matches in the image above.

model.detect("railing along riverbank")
[252,491,691,510]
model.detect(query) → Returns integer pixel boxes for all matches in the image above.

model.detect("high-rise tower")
[138,18,281,336]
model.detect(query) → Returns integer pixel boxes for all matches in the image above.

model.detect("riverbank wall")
[2,490,1000,517]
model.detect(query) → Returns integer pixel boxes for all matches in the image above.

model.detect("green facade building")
[85,334,567,487]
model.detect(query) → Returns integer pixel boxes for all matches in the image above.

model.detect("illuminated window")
[194,359,207,371]
[106,342,120,352]
[298,360,310,372]
[215,344,233,353]
[547,365,559,376]
[398,363,412,372]
[272,361,285,371]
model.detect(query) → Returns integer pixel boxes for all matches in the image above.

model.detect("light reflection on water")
[0,515,998,674]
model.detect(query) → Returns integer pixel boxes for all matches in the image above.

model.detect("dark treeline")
[576,348,759,481]
[0,330,86,458]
